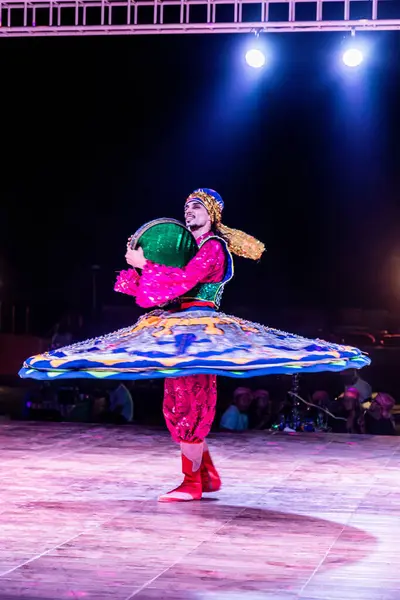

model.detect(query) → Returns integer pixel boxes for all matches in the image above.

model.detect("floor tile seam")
[298,444,396,596]
[123,506,250,600]
[0,501,150,579]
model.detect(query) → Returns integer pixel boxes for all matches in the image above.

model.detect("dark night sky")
[2,31,400,329]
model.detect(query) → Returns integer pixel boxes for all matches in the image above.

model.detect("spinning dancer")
[19,188,370,503]
[116,189,263,502]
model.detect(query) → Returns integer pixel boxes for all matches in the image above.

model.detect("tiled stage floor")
[0,422,399,600]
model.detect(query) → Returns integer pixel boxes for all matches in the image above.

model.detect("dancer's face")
[184,200,211,232]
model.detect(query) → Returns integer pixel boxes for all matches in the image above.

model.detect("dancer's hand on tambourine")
[125,246,147,269]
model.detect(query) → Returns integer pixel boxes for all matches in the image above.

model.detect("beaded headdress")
[185,188,265,261]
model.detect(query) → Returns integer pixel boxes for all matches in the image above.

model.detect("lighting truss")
[1,0,400,37]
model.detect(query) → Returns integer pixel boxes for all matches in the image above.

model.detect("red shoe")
[158,442,203,503]
[201,446,222,493]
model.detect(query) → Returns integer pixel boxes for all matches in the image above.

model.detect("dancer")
[115,189,263,501]
[19,188,370,503]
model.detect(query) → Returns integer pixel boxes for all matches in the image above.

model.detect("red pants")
[163,374,217,443]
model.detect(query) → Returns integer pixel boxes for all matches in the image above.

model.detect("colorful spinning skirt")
[19,308,370,381]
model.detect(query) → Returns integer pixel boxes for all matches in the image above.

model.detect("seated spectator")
[305,390,331,430]
[311,390,330,408]
[109,384,134,424]
[91,392,109,422]
[364,392,396,436]
[220,387,253,432]
[249,389,272,429]
[329,387,364,434]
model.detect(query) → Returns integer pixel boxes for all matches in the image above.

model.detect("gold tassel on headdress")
[217,223,265,261]
[186,191,265,261]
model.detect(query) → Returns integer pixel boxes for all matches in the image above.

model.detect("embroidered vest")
[180,235,234,310]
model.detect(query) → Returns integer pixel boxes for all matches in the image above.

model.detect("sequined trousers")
[163,374,217,443]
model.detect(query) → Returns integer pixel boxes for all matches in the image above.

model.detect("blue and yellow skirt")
[19,308,370,381]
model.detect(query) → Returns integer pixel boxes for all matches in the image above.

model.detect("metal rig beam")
[1,0,400,37]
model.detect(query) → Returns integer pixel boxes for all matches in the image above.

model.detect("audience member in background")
[91,391,109,422]
[248,389,273,429]
[364,392,396,436]
[305,390,331,429]
[220,387,253,432]
[342,369,372,405]
[329,387,364,434]
[310,390,330,407]
[109,384,134,424]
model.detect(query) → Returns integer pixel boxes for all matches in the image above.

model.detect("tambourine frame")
[129,218,190,250]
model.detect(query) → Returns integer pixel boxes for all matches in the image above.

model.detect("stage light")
[342,48,364,68]
[245,48,266,69]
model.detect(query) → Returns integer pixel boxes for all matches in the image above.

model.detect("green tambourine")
[129,218,197,268]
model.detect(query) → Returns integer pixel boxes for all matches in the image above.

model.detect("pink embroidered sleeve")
[135,239,226,308]
[114,269,140,297]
